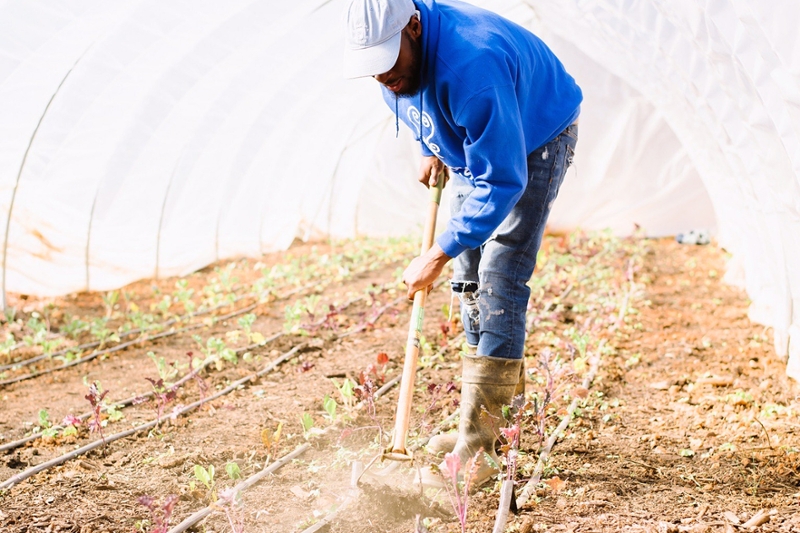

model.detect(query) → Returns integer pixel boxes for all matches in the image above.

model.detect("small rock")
[650,381,672,390]
[657,522,678,533]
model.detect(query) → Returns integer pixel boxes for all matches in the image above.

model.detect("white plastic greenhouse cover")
[1,0,798,378]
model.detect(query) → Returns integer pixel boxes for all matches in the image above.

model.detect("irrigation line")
[0,330,281,453]
[0,286,409,489]
[0,250,403,372]
[166,443,312,533]
[0,303,259,388]
[0,271,404,387]
[0,288,382,451]
[0,272,328,372]
[0,343,308,491]
[513,347,603,510]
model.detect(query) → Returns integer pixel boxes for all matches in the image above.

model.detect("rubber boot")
[426,360,525,456]
[418,354,522,489]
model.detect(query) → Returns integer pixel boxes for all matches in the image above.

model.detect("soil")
[0,236,798,533]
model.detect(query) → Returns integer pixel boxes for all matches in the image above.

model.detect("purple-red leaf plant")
[85,381,108,447]
[143,377,178,426]
[216,487,245,533]
[186,351,209,400]
[62,414,82,428]
[418,381,457,434]
[441,450,480,533]
[137,494,178,533]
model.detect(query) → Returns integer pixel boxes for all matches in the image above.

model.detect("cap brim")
[343,31,402,79]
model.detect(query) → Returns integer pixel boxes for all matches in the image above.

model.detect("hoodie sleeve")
[436,84,528,258]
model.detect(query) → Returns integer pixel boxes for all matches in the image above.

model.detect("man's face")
[374,17,423,97]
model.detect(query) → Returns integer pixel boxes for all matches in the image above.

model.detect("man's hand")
[418,156,449,188]
[402,243,451,299]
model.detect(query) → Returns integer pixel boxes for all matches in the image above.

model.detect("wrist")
[427,243,451,266]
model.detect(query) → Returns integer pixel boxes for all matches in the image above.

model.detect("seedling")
[148,351,178,382]
[193,464,215,497]
[85,382,109,444]
[215,487,245,533]
[186,351,209,399]
[331,378,357,412]
[23,313,48,347]
[102,290,119,319]
[322,395,337,422]
[37,409,58,439]
[143,377,178,425]
[225,461,242,480]
[61,414,82,438]
[90,317,120,349]
[441,451,480,533]
[0,333,15,355]
[174,280,196,314]
[260,422,283,455]
[300,412,323,440]
[137,494,178,533]
[193,335,237,370]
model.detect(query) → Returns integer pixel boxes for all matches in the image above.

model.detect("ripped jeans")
[451,123,577,360]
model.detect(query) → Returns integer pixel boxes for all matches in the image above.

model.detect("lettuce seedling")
[37,409,58,439]
[193,464,215,494]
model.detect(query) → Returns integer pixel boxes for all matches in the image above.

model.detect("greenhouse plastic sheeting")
[0,0,798,378]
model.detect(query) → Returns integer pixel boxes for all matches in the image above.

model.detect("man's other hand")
[418,156,449,188]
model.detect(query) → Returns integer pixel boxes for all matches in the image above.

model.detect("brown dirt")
[0,236,798,533]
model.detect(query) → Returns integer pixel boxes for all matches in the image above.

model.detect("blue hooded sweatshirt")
[382,0,582,259]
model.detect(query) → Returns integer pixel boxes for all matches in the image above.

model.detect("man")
[343,0,582,486]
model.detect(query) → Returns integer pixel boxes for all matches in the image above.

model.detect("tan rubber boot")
[425,360,525,456]
[418,354,522,489]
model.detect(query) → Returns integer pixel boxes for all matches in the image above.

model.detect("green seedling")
[225,461,242,480]
[102,290,119,319]
[90,317,120,348]
[37,409,58,438]
[331,378,357,412]
[148,351,178,382]
[23,313,48,347]
[174,279,196,314]
[193,464,215,494]
[193,335,237,370]
[60,315,89,339]
[300,413,323,440]
[0,333,15,355]
[322,395,337,422]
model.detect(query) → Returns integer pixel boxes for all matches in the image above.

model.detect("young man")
[343,0,582,486]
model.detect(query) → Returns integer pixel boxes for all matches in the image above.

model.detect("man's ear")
[407,14,422,39]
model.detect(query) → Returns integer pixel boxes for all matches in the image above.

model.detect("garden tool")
[383,171,444,462]
[357,170,444,484]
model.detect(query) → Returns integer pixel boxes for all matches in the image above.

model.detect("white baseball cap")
[343,0,417,79]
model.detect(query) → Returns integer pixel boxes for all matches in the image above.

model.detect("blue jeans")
[451,123,577,360]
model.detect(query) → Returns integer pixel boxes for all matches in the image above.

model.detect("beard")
[395,34,422,97]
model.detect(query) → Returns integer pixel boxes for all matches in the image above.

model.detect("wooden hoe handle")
[384,172,444,461]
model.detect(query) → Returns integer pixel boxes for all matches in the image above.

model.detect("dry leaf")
[544,476,567,493]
